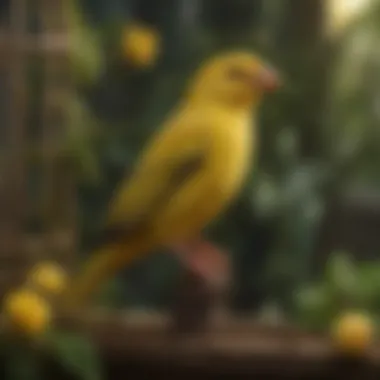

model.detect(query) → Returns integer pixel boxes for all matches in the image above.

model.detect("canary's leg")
[169,238,230,336]
[172,238,230,288]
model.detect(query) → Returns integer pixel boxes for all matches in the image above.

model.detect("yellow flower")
[331,311,374,355]
[121,23,160,68]
[3,289,51,336]
[28,262,68,295]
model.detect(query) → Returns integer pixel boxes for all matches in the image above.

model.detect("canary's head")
[187,51,280,109]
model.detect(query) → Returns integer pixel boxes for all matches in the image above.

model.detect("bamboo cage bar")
[0,32,69,58]
[38,0,76,266]
[0,0,29,297]
[0,0,75,298]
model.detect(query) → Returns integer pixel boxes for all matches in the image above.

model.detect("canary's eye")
[226,66,252,82]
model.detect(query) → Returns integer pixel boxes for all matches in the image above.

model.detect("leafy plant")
[2,338,43,380]
[354,262,380,312]
[0,328,103,380]
[47,330,103,380]
[294,250,380,331]
[63,95,103,185]
[69,0,105,87]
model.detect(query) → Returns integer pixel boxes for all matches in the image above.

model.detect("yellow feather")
[65,51,279,307]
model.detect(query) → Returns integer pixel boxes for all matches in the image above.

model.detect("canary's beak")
[256,66,280,92]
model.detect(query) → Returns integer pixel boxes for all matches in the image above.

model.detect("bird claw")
[171,239,231,290]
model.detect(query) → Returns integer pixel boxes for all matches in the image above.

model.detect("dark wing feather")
[95,152,206,247]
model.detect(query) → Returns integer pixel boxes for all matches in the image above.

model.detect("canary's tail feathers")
[65,240,147,308]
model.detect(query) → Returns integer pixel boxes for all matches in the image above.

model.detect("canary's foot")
[172,238,230,289]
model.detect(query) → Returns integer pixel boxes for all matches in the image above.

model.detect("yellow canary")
[121,23,160,68]
[331,311,374,355]
[3,288,51,337]
[66,51,280,307]
[27,261,68,295]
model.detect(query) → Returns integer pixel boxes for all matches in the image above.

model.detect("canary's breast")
[211,116,254,199]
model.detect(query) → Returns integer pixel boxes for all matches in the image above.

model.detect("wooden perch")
[56,312,380,378]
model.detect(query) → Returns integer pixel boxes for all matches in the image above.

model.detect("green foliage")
[63,96,103,184]
[47,330,103,380]
[294,283,337,331]
[70,0,105,86]
[0,329,103,380]
[294,251,380,331]
[327,0,380,185]
[96,277,126,308]
[324,251,358,300]
[3,339,42,380]
[253,131,328,305]
[248,0,380,309]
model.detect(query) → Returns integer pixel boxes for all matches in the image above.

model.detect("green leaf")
[64,96,102,184]
[294,284,336,330]
[96,277,126,308]
[356,262,380,310]
[252,174,281,218]
[47,330,103,380]
[325,251,358,301]
[69,0,104,85]
[5,341,42,380]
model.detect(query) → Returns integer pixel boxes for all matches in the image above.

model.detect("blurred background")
[0,0,380,321]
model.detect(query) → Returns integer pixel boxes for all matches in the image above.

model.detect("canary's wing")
[97,121,210,245]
